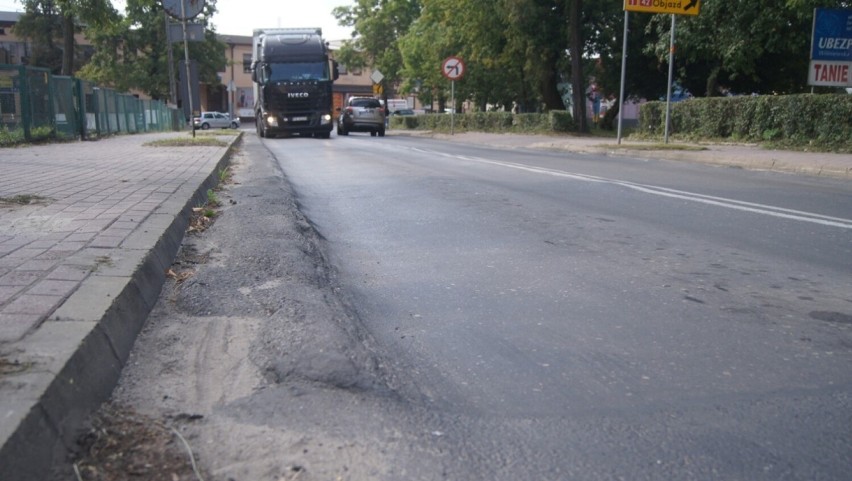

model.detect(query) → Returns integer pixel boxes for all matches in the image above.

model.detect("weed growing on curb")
[145,137,228,147]
[218,167,232,183]
[206,189,220,207]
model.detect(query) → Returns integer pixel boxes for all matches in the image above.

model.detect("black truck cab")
[251,28,339,138]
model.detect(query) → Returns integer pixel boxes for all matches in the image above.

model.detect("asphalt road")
[265,132,852,480]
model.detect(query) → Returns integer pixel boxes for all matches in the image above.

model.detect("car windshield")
[351,99,381,108]
[268,62,329,82]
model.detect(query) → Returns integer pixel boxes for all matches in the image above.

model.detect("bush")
[638,94,851,151]
[548,110,574,132]
[0,126,25,146]
[391,110,576,135]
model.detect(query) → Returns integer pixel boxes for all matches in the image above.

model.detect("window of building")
[243,53,252,73]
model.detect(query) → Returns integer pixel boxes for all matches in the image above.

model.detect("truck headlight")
[321,114,331,125]
[266,115,279,127]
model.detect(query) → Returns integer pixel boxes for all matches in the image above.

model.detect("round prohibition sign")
[442,56,466,81]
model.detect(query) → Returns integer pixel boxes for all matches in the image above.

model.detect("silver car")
[193,111,240,130]
[337,97,385,137]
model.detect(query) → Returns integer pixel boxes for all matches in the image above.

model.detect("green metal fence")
[0,64,184,144]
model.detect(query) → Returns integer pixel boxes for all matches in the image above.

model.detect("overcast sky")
[208,0,355,39]
[0,0,356,41]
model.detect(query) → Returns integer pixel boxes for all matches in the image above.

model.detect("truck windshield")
[267,62,330,82]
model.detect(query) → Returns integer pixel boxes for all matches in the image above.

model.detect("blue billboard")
[811,8,852,62]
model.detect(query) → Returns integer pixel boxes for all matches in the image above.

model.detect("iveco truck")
[251,28,338,138]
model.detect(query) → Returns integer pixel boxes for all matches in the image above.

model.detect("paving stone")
[0,285,24,305]
[1,293,63,316]
[0,313,43,343]
[0,271,41,287]
[26,280,78,298]
[46,265,90,282]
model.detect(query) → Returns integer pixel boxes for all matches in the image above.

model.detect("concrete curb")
[0,135,237,481]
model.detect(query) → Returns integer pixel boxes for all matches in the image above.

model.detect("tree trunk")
[540,50,564,111]
[705,65,720,97]
[569,0,587,132]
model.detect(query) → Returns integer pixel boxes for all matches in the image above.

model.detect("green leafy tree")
[333,0,422,99]
[582,1,671,121]
[646,0,851,96]
[13,0,64,72]
[14,0,119,75]
[396,11,451,111]
[77,0,226,100]
[398,0,515,112]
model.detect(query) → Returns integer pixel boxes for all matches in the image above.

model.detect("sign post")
[163,0,206,136]
[663,14,676,144]
[808,8,852,88]
[442,56,466,135]
[371,69,385,95]
[618,0,701,144]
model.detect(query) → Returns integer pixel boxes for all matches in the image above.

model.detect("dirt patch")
[0,194,52,207]
[63,165,237,481]
[70,403,208,481]
[0,357,32,376]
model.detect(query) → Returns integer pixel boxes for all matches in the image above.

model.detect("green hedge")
[390,110,575,133]
[638,94,852,150]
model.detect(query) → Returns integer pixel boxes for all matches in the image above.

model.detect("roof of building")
[0,11,23,24]
[217,34,252,45]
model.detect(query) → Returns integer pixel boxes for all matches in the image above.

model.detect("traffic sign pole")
[180,0,195,137]
[664,14,676,144]
[441,56,466,136]
[620,1,701,144]
[451,80,455,135]
[617,10,629,144]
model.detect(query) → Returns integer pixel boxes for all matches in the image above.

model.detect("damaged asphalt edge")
[264,144,421,404]
[0,135,239,481]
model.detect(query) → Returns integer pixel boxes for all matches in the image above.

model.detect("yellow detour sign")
[372,83,383,95]
[624,0,701,16]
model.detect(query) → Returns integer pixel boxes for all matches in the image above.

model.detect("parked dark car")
[392,109,416,116]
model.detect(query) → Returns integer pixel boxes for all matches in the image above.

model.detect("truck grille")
[268,83,329,114]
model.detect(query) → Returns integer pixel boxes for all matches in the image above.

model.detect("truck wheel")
[378,127,386,137]
[370,131,377,137]
[318,132,331,139]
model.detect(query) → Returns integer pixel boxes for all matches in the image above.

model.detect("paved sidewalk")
[0,131,237,481]
[398,130,852,179]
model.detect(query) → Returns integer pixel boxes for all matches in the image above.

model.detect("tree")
[14,0,119,75]
[568,0,586,130]
[646,0,851,96]
[77,0,226,101]
[333,0,422,97]
[398,0,519,112]
[13,0,64,72]
[499,0,572,112]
